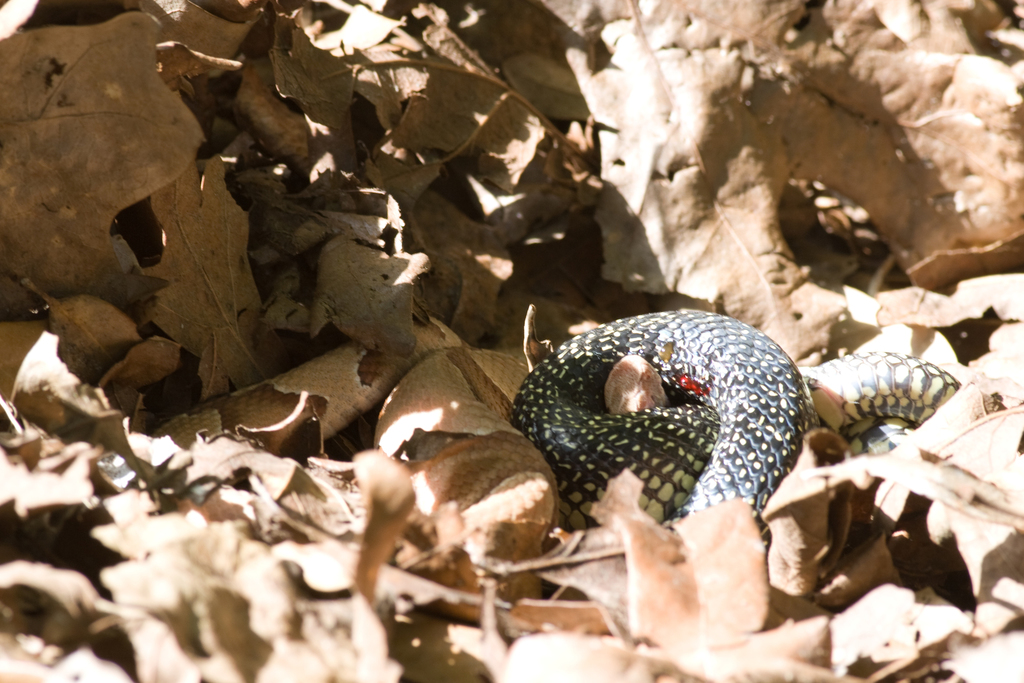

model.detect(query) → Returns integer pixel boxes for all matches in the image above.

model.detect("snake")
[510,310,960,530]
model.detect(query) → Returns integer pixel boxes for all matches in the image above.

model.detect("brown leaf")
[100,520,275,682]
[0,561,100,649]
[37,294,141,386]
[767,16,1024,290]
[543,0,845,357]
[354,451,415,598]
[271,26,357,133]
[503,53,590,121]
[13,332,143,478]
[503,632,689,683]
[0,320,47,400]
[532,527,630,635]
[674,616,833,680]
[945,498,1024,635]
[508,598,614,636]
[389,610,490,683]
[310,236,430,356]
[947,631,1024,682]
[99,337,182,390]
[412,191,515,344]
[0,446,95,518]
[140,0,258,58]
[234,64,308,172]
[160,315,462,449]
[145,156,288,389]
[673,499,769,644]
[829,584,917,674]
[765,430,853,596]
[0,13,203,306]
[877,275,1024,328]
[591,471,768,653]
[814,533,902,610]
[386,67,546,193]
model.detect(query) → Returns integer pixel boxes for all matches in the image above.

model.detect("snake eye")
[658,341,675,362]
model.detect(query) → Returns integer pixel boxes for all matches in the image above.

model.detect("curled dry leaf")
[376,339,555,601]
[99,337,182,390]
[0,561,100,649]
[354,450,415,599]
[589,471,767,657]
[12,332,146,481]
[158,315,463,456]
[810,454,1024,531]
[234,64,309,172]
[764,430,853,597]
[0,13,203,306]
[944,496,1024,636]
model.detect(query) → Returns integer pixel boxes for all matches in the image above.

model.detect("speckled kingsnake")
[511,310,959,529]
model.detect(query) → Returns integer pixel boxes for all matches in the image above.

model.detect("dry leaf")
[310,237,430,355]
[877,275,1024,328]
[43,294,142,385]
[354,450,415,598]
[145,156,288,390]
[0,13,203,306]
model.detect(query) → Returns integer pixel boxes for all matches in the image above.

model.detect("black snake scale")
[511,310,959,529]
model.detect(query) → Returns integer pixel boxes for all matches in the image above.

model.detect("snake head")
[655,340,710,398]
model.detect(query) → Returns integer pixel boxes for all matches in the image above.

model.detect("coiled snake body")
[511,310,959,529]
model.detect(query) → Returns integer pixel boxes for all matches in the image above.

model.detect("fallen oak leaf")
[27,290,142,386]
[0,13,203,306]
[144,156,289,390]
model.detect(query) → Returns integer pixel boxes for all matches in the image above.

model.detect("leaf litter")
[3,0,1024,681]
